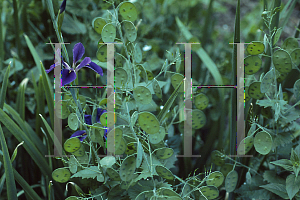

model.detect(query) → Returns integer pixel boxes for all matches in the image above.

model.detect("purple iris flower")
[70,130,87,142]
[59,0,67,14]
[46,43,103,86]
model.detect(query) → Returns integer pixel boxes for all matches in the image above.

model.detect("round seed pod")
[115,138,126,155]
[277,72,289,83]
[244,86,251,102]
[254,131,272,155]
[225,170,238,193]
[187,109,206,129]
[64,137,81,153]
[282,92,289,102]
[211,150,225,166]
[199,186,219,200]
[119,2,138,22]
[146,70,154,80]
[60,100,70,119]
[106,168,121,181]
[122,20,137,42]
[153,79,162,99]
[155,165,174,180]
[101,23,116,43]
[134,44,142,63]
[125,142,137,155]
[96,45,107,62]
[291,48,300,67]
[68,113,78,131]
[92,17,106,34]
[246,41,265,55]
[138,112,160,134]
[282,37,299,53]
[75,153,89,164]
[194,93,209,110]
[220,163,234,177]
[171,73,184,92]
[137,64,148,83]
[260,69,274,93]
[248,82,264,99]
[52,168,71,183]
[100,112,116,127]
[155,147,174,160]
[71,143,85,157]
[237,135,254,155]
[273,49,292,73]
[115,68,128,88]
[120,155,136,181]
[133,86,152,104]
[106,127,123,153]
[206,171,224,187]
[244,55,262,75]
[149,126,166,144]
[294,79,300,101]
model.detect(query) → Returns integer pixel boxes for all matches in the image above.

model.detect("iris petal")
[84,115,92,125]
[85,62,104,76]
[73,43,85,64]
[70,130,87,142]
[61,69,76,86]
[46,63,56,73]
[75,57,91,72]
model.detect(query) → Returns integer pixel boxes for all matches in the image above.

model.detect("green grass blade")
[0,109,51,176]
[0,63,10,109]
[0,4,4,71]
[0,154,43,200]
[39,114,54,144]
[0,124,18,200]
[24,34,42,75]
[279,0,296,29]
[16,78,29,120]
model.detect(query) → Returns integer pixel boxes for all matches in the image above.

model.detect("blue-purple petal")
[59,0,67,14]
[70,130,87,142]
[85,62,104,76]
[73,43,85,64]
[61,69,76,86]
[75,57,91,72]
[96,108,106,122]
[84,115,92,125]
[46,63,56,73]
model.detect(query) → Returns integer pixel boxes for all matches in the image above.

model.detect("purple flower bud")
[59,0,67,14]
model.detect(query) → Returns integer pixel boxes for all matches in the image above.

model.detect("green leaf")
[270,159,294,171]
[286,174,300,199]
[61,14,87,35]
[10,141,24,163]
[260,183,289,199]
[0,125,17,200]
[24,34,42,75]
[71,166,104,182]
[0,63,10,109]
[99,156,116,168]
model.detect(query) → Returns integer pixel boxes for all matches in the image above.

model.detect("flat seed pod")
[52,168,71,183]
[68,155,78,174]
[246,42,265,55]
[277,72,289,83]
[92,17,106,34]
[155,147,174,160]
[96,45,107,62]
[282,37,299,53]
[273,27,282,45]
[64,137,81,153]
[101,23,116,43]
[115,68,128,87]
[244,86,251,102]
[138,112,160,134]
[137,64,148,83]
[294,79,300,101]
[133,86,152,104]
[171,73,184,92]
[71,143,85,157]
[282,92,289,102]
[244,55,262,75]
[248,82,264,99]
[106,168,121,181]
[220,163,234,177]
[225,170,238,193]
[151,140,165,150]
[194,93,209,110]
[254,131,273,155]
[237,136,254,155]
[107,127,123,153]
[120,155,136,181]
[99,98,107,106]
[153,79,162,99]
[199,186,219,200]
[134,44,142,63]
[187,109,206,129]
[149,126,166,144]
[123,20,137,42]
[260,69,274,93]
[206,171,224,187]
[291,48,300,67]
[60,100,70,119]
[125,142,137,155]
[68,113,78,130]
[273,49,292,73]
[155,165,174,180]
[75,153,89,164]
[115,138,126,155]
[119,2,138,22]
[211,150,225,166]
[136,140,143,168]
[100,112,116,127]
[146,70,154,80]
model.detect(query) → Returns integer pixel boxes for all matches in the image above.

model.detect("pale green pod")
[125,142,137,155]
[120,155,136,181]
[273,27,282,45]
[149,126,166,144]
[52,168,71,183]
[171,73,184,92]
[153,78,162,99]
[92,17,106,34]
[199,186,219,199]
[137,64,148,84]
[294,79,300,101]
[155,165,174,180]
[68,113,78,131]
[133,86,152,104]
[194,93,209,110]
[244,55,262,75]
[146,70,154,80]
[282,37,299,53]
[100,112,116,127]
[211,150,225,166]
[260,69,274,93]
[71,143,85,157]
[123,20,137,42]
[68,155,78,174]
[237,135,254,155]
[291,48,300,67]
[134,44,142,63]
[75,153,89,164]
[155,147,174,160]
[254,131,273,155]
[101,23,116,43]
[115,138,127,155]
[106,127,123,153]
[119,2,138,22]
[246,41,265,55]
[225,170,238,193]
[64,137,81,153]
[248,82,264,99]
[273,49,292,73]
[96,44,107,62]
[244,86,251,102]
[106,168,121,181]
[206,171,224,187]
[187,109,206,129]
[115,68,128,88]
[138,112,160,134]
[277,72,289,83]
[282,92,289,102]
